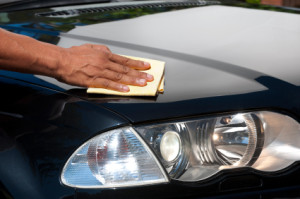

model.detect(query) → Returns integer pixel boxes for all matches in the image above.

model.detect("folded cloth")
[87,56,165,96]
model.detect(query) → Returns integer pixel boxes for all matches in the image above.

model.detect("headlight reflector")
[212,114,263,166]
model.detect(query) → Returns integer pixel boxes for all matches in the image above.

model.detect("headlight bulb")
[160,131,182,162]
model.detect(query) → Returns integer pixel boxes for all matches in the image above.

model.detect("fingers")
[100,69,148,86]
[63,44,155,92]
[93,45,111,54]
[89,78,130,92]
[84,44,153,81]
[106,62,154,82]
[84,43,111,54]
[110,54,151,70]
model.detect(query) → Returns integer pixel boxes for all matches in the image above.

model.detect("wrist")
[50,46,71,81]
[34,42,66,78]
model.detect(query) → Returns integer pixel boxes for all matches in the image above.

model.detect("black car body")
[0,0,300,198]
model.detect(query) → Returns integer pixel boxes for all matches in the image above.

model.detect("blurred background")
[246,0,300,7]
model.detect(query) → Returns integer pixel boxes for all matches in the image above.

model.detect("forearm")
[0,28,153,91]
[0,28,63,77]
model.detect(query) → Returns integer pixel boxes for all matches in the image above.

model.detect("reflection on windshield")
[0,1,204,33]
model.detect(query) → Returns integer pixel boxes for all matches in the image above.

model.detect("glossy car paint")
[0,76,131,198]
[55,5,300,123]
[0,1,300,199]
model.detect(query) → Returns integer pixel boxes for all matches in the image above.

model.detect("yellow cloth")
[87,56,165,96]
[158,76,165,93]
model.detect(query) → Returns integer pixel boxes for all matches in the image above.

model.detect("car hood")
[2,4,300,123]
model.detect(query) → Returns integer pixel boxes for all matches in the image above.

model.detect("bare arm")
[0,28,153,92]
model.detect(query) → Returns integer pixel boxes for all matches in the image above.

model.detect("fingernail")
[137,78,146,85]
[144,61,151,67]
[146,74,154,81]
[122,85,130,92]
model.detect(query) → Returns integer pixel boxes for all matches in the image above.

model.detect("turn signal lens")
[61,127,168,188]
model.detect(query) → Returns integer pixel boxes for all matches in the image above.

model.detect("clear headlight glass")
[61,111,300,187]
[135,111,300,181]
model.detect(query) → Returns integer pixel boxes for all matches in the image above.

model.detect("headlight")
[136,112,265,181]
[61,111,300,188]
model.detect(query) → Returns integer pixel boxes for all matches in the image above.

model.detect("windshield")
[0,0,111,11]
[0,0,148,6]
[1,0,201,12]
[1,0,300,12]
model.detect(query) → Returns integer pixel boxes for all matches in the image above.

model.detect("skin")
[0,28,154,92]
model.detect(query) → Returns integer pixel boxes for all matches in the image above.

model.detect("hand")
[56,44,154,92]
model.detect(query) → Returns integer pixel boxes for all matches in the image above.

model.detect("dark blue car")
[0,0,300,198]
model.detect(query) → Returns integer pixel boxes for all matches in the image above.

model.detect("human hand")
[56,44,154,92]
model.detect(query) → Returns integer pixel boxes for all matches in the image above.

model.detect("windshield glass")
[0,0,120,5]
[0,0,192,6]
[1,0,300,12]
[0,0,110,11]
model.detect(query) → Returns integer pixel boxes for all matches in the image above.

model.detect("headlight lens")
[61,111,300,187]
[135,111,299,181]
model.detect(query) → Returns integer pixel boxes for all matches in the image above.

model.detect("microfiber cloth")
[87,56,165,96]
